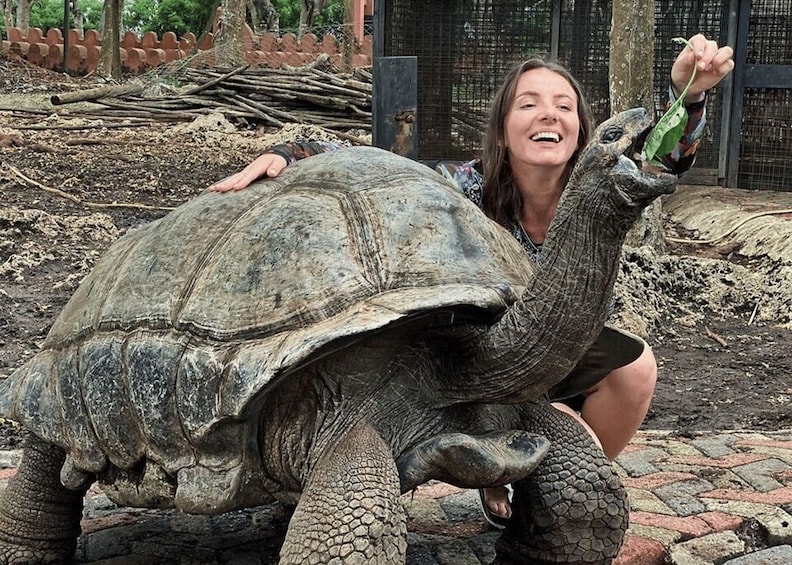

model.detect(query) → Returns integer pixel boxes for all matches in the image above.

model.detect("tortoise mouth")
[611,155,677,209]
[631,126,652,163]
[627,125,653,169]
[613,121,678,206]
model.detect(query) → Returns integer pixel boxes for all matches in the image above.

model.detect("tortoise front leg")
[495,402,628,565]
[280,421,407,564]
[0,436,87,565]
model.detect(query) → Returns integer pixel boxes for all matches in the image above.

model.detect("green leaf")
[643,37,698,167]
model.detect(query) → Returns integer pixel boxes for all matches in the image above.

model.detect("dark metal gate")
[374,0,792,192]
[726,0,792,190]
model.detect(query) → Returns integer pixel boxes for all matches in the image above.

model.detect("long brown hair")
[481,58,594,227]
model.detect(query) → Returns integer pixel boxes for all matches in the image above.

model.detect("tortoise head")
[569,107,678,212]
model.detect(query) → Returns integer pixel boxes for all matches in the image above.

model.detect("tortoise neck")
[455,189,631,403]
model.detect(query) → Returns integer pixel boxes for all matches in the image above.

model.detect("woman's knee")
[597,343,657,403]
[632,343,658,396]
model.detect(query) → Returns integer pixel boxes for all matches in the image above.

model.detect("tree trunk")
[247,0,279,33]
[340,0,355,72]
[192,0,221,55]
[97,0,123,79]
[298,0,314,38]
[609,0,664,251]
[609,0,655,113]
[246,0,259,33]
[16,0,32,34]
[299,0,326,37]
[2,0,15,30]
[254,0,278,32]
[71,0,84,33]
[215,0,246,68]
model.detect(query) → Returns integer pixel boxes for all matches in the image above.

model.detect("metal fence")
[377,0,792,191]
[734,0,792,191]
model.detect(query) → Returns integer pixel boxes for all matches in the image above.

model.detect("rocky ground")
[0,58,790,450]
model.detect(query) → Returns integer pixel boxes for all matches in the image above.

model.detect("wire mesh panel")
[550,0,727,174]
[737,0,792,191]
[740,88,792,191]
[380,0,728,165]
[648,0,727,172]
[384,0,556,160]
[557,0,612,120]
[379,0,790,192]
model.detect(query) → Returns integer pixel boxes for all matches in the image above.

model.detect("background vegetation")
[1,0,346,37]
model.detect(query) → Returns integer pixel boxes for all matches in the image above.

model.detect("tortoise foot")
[494,403,627,564]
[0,437,87,565]
[0,542,75,565]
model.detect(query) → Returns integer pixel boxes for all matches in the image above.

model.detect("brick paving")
[0,429,791,564]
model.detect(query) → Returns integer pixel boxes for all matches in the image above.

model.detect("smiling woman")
[502,69,582,183]
[479,59,591,232]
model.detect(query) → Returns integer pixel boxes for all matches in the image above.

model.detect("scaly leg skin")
[495,402,629,565]
[279,421,407,564]
[0,436,87,565]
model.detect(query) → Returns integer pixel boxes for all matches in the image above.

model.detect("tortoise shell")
[0,147,534,510]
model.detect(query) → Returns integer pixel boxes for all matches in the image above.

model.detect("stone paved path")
[1,429,791,564]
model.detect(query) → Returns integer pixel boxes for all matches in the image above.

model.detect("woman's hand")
[671,34,735,104]
[209,153,289,192]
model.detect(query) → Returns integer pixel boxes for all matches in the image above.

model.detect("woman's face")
[503,67,581,173]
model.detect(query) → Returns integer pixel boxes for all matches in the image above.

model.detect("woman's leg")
[578,341,657,460]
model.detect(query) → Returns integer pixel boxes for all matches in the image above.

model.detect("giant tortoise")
[0,107,676,564]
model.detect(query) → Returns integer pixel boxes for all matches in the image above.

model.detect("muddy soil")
[0,60,790,449]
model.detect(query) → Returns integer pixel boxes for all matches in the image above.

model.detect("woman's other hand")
[209,153,289,192]
[671,33,735,104]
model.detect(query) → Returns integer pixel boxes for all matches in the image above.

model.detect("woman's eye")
[601,126,623,143]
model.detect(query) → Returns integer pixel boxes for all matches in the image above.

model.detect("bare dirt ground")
[0,59,790,450]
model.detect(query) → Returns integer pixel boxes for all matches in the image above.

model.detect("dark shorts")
[548,326,646,412]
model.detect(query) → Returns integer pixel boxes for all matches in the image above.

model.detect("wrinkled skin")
[0,108,675,564]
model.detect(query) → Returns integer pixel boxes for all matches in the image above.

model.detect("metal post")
[550,0,561,59]
[372,0,386,59]
[726,0,751,188]
[372,56,418,160]
[62,0,70,72]
[718,0,738,185]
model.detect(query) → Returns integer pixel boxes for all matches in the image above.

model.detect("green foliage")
[0,0,347,39]
[273,0,301,30]
[15,0,104,32]
[272,0,345,33]
[29,1,64,32]
[78,0,105,28]
[643,37,698,167]
[314,0,344,27]
[125,0,159,33]
[125,0,214,36]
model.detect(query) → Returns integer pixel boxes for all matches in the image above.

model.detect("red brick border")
[2,25,372,75]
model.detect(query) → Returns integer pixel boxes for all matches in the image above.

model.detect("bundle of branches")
[52,59,372,138]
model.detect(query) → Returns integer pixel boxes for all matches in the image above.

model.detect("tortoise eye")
[600,126,623,144]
